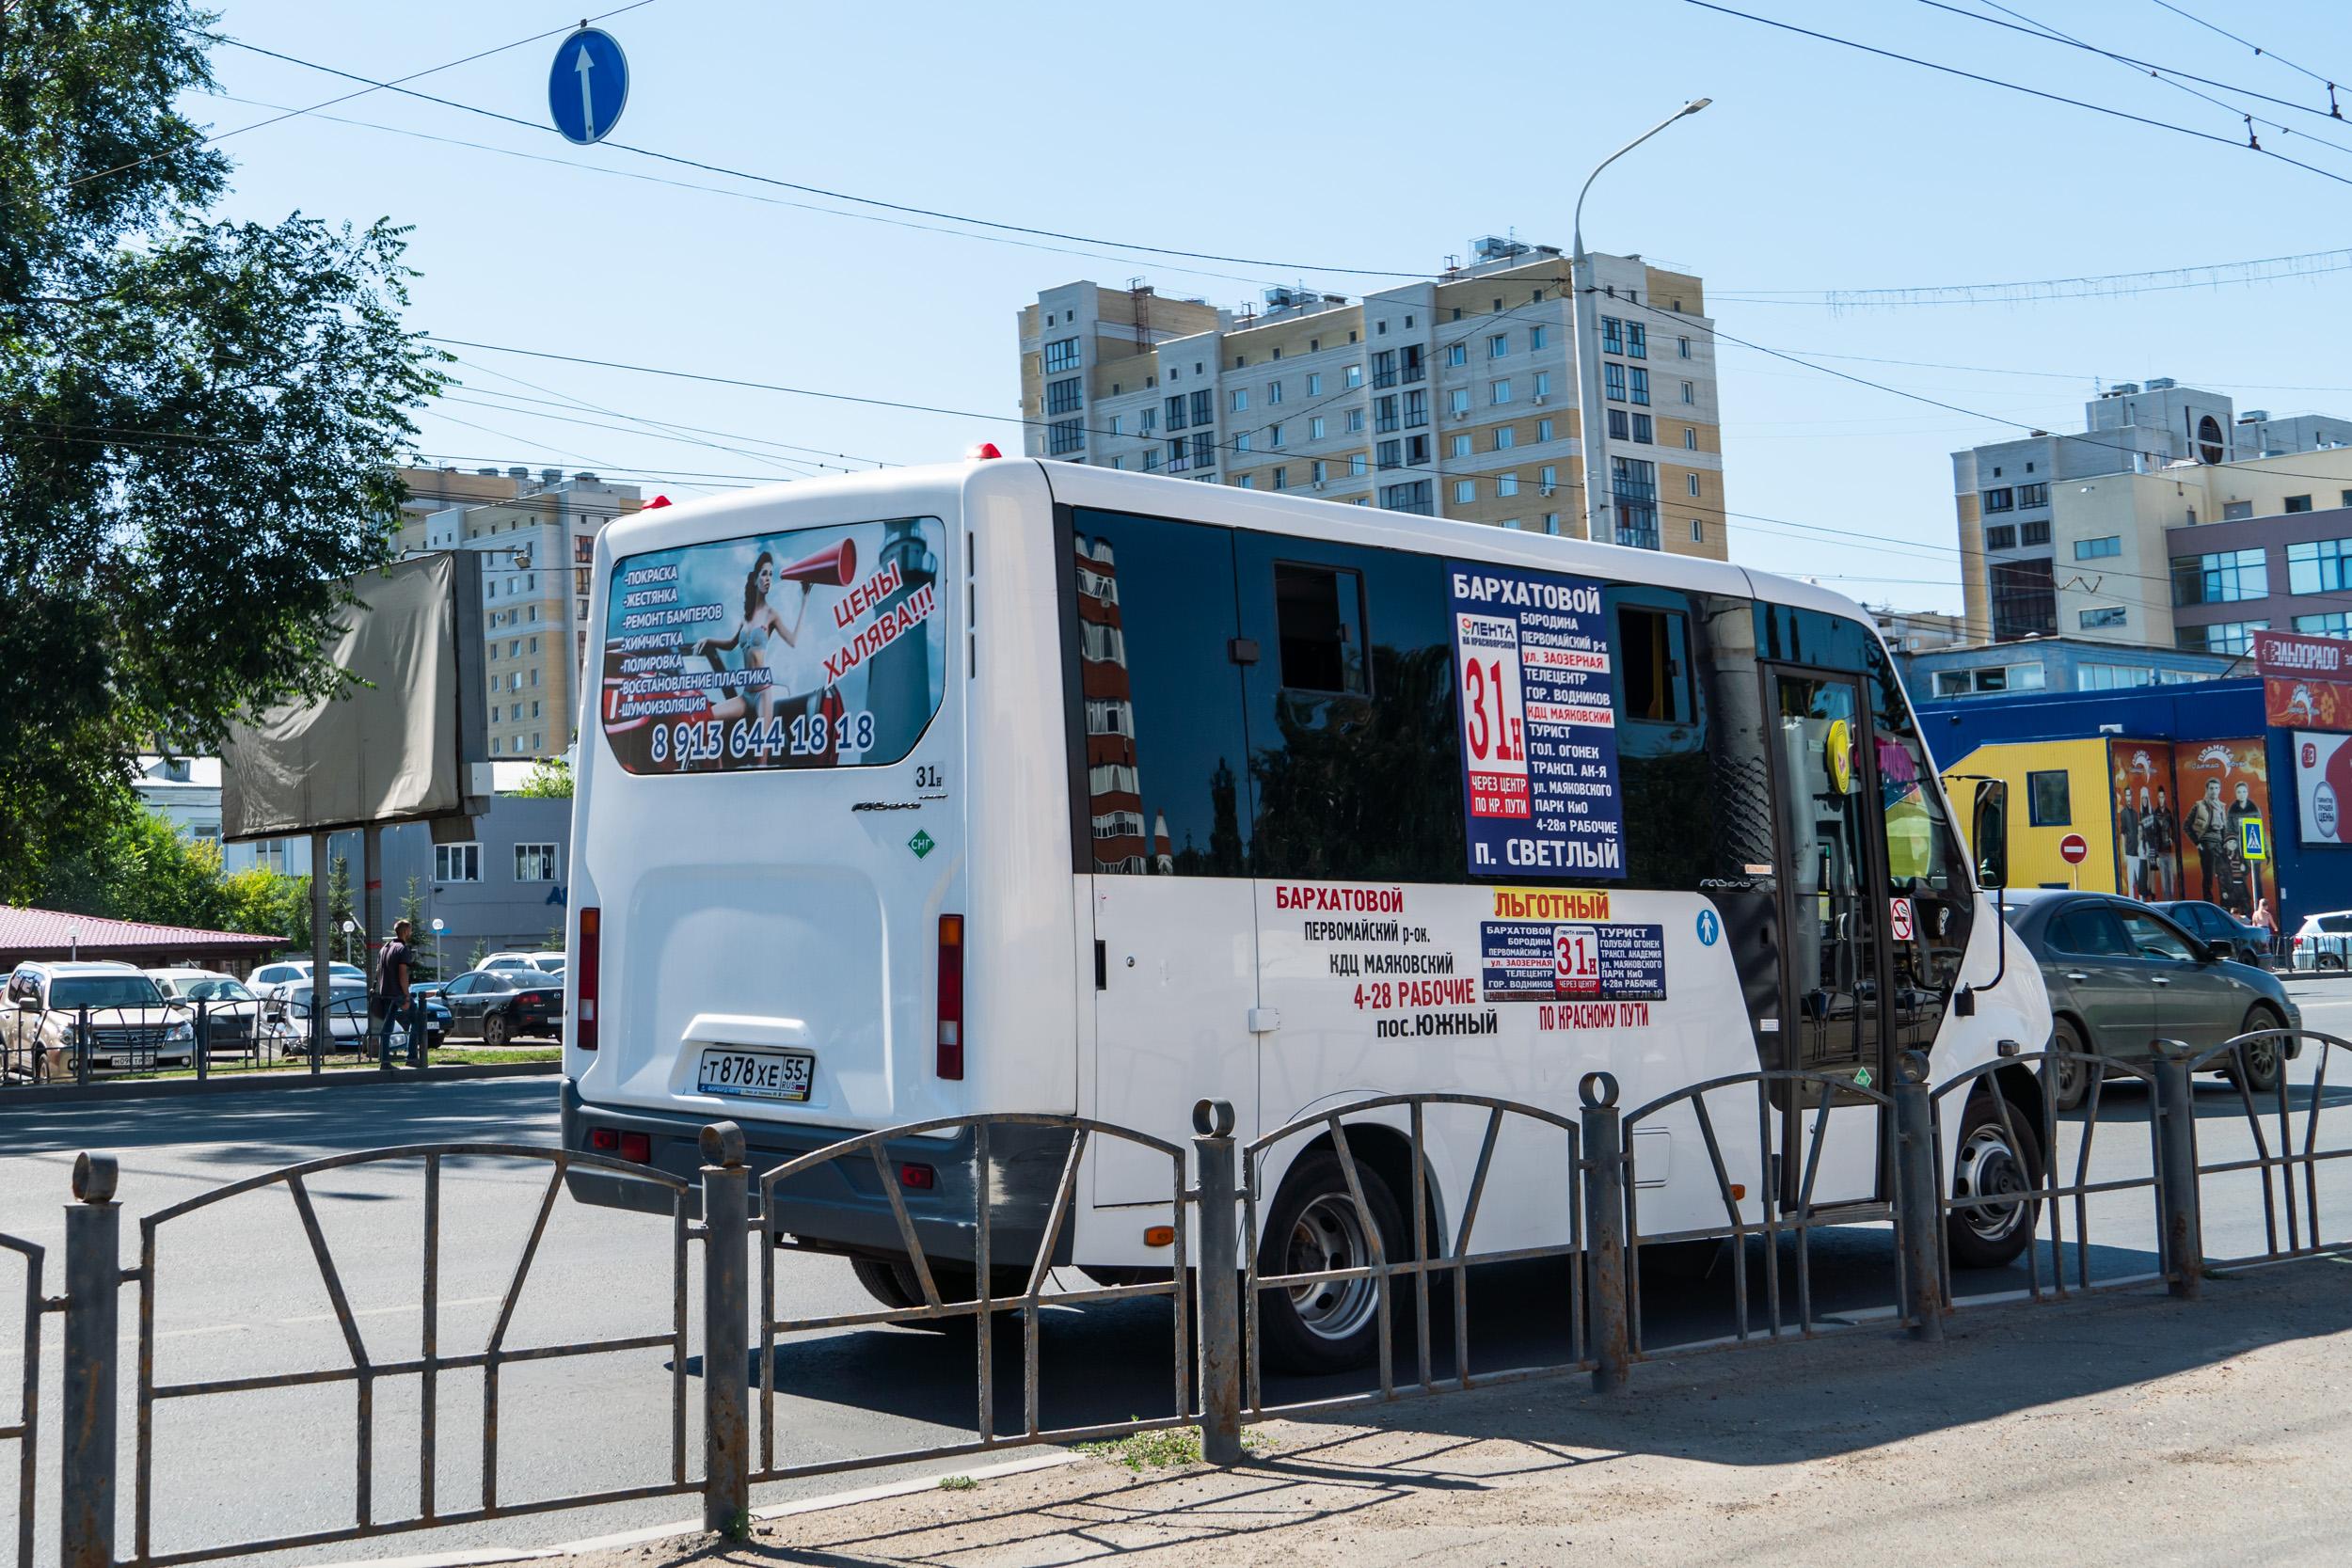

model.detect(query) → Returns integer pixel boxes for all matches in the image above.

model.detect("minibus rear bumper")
[559,1079,1077,1271]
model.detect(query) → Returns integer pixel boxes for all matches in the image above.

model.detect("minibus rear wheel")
[1255,1149,1407,1375]
[1945,1093,2042,1271]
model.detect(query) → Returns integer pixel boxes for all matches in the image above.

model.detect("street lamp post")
[1570,98,1710,548]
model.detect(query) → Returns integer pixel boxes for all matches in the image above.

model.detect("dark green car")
[2002,891,2300,1112]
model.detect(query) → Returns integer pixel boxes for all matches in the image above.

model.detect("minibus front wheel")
[1255,1148,1408,1375]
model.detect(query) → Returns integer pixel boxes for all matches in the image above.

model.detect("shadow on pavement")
[0,1077,560,1165]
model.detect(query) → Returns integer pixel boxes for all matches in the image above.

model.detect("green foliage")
[1074,1424,1263,1470]
[467,939,488,972]
[24,785,302,942]
[935,1475,977,1492]
[326,854,354,939]
[0,1,446,892]
[511,755,573,798]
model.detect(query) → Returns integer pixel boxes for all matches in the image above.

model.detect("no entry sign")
[2059,832,2090,865]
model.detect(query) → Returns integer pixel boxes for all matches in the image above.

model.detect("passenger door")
[1764,667,1888,1210]
[1070,507,1262,1205]
[2117,906,2239,1048]
[2042,901,2149,1059]
[442,974,480,1038]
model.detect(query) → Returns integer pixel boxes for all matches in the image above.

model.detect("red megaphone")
[776,537,856,588]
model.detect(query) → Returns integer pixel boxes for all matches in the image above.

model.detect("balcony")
[1611,479,1659,504]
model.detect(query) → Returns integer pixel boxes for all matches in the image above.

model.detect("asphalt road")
[4,978,2347,1568]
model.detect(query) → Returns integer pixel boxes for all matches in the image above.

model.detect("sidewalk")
[561,1258,2352,1568]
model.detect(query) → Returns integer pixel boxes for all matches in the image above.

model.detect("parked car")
[2,961,196,1078]
[482,950,565,977]
[2155,901,2277,969]
[144,969,264,1059]
[258,980,378,1053]
[2001,891,2300,1112]
[248,959,366,999]
[2290,910,2352,971]
[438,968,563,1046]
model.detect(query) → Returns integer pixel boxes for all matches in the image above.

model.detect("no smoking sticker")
[1889,896,1915,942]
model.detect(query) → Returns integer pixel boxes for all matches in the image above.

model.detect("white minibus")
[561,457,2053,1371]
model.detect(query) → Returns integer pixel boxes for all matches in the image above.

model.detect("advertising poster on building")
[2256,629,2352,730]
[1446,562,1624,879]
[2174,738,2271,917]
[2294,731,2352,847]
[600,516,946,774]
[2106,739,2180,903]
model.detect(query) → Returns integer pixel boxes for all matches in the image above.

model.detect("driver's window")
[2118,909,2195,961]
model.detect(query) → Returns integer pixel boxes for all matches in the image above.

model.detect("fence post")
[194,997,210,1083]
[698,1122,750,1535]
[408,993,427,1069]
[1580,1071,1631,1394]
[1893,1049,1947,1341]
[2153,1038,2203,1300]
[60,1153,121,1568]
[75,1005,91,1087]
[1190,1099,1242,1465]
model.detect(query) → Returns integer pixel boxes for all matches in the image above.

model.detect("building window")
[514,843,560,882]
[1982,487,2014,513]
[1491,379,1513,404]
[1191,432,1214,471]
[1168,437,1190,472]
[1540,466,1558,492]
[435,843,482,883]
[1349,453,1368,476]
[1142,446,1162,472]
[1165,394,1187,431]
[1488,333,1509,358]
[2074,534,2122,560]
[1231,388,1248,413]
[1608,408,1629,440]
[1680,380,1695,404]
[1448,388,1470,416]
[2172,547,2267,605]
[1310,416,1327,440]
[1372,349,1396,388]
[1345,408,1365,433]
[2288,538,2352,594]
[1403,389,1428,427]
[2223,500,2253,521]
[1043,338,1080,373]
[2079,606,2128,629]
[1601,316,1624,355]
[2295,611,2352,636]
[1107,415,1123,436]
[1048,419,1085,455]
[1604,363,1627,402]
[1530,325,1548,350]
[1537,418,1554,441]
[1493,426,1515,450]
[1497,473,1519,499]
[1450,434,1471,458]
[2026,769,2072,826]
[1190,389,1213,426]
[1272,466,1288,490]
[1990,557,2058,640]
[2176,620,2267,656]
[2020,519,2051,546]
[1626,322,1646,358]
[1678,335,1692,357]
[2287,494,2314,514]
[1453,479,1476,504]
[1376,439,1402,470]
[1380,480,1434,515]
[1344,364,1362,388]
[1691,517,1704,542]
[1267,380,1283,404]
[256,838,292,875]
[1045,378,1082,415]
[1629,368,1649,405]
[1311,459,1327,484]
[1234,433,1253,454]
[1683,427,1698,451]
[1685,472,1700,497]
[1234,475,1254,489]
[2077,663,2167,691]
[1984,525,2018,550]
[2017,483,2049,507]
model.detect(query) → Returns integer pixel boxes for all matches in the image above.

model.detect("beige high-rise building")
[1015,239,1728,559]
[396,465,644,760]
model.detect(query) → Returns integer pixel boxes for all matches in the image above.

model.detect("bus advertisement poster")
[1480,920,1666,1002]
[1446,562,1624,879]
[601,515,946,774]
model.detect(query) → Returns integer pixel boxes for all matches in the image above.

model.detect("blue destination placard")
[1481,921,1667,1002]
[1447,562,1624,879]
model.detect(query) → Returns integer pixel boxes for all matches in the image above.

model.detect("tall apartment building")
[1016,239,1728,559]
[1953,381,2352,644]
[396,465,644,759]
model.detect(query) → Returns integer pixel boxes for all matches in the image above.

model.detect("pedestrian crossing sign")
[2241,816,2268,862]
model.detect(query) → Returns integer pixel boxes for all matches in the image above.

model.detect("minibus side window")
[1064,508,1253,876]
[1871,656,1975,1044]
[1234,533,1466,882]
[1610,590,1712,891]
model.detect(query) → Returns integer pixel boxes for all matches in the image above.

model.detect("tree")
[26,784,304,942]
[512,755,574,798]
[0,2,445,893]
[399,875,437,980]
[326,854,355,958]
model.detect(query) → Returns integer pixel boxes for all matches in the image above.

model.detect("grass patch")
[87,1046,559,1083]
[936,1475,977,1491]
[1076,1423,1265,1471]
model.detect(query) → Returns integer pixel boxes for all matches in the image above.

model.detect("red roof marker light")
[965,442,1003,460]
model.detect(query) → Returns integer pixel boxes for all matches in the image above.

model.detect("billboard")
[2106,740,2180,903]
[599,515,945,774]
[2255,629,2352,730]
[2174,737,2272,918]
[2294,731,2352,847]
[221,552,488,840]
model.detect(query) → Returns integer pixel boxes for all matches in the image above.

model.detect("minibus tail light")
[577,906,600,1052]
[937,914,964,1080]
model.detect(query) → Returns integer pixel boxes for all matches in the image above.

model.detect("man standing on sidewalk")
[375,919,417,1053]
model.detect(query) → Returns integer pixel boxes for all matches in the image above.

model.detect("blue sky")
[196,0,2352,613]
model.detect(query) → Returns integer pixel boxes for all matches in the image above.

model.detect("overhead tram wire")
[65,1,665,190]
[2146,0,2346,105]
[1682,1,2352,190]
[213,40,1434,282]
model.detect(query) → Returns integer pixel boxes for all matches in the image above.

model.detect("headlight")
[166,1022,194,1042]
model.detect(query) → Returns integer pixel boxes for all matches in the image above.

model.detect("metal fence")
[2,997,438,1089]
[16,1026,2352,1568]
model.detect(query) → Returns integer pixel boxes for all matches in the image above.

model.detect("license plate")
[697,1048,814,1102]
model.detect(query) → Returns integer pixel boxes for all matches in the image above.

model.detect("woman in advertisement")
[693,550,811,725]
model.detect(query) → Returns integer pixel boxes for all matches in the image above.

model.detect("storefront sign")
[2255,629,2352,731]
[2295,730,2352,847]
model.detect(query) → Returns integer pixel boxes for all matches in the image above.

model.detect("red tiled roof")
[0,906,289,957]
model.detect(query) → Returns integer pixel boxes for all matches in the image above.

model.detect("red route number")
[1553,923,1600,997]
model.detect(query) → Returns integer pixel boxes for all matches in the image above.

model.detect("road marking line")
[277,1295,502,1327]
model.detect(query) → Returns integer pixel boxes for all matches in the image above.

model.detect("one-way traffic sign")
[549,28,629,145]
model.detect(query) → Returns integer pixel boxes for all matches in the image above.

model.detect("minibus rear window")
[600,515,946,774]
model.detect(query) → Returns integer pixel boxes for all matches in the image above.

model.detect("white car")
[248,959,367,1001]
[259,980,397,1053]
[145,969,265,1057]
[482,950,565,977]
[2291,911,2352,971]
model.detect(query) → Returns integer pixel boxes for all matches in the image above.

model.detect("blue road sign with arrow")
[549,28,628,145]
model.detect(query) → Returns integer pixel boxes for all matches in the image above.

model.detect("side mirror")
[1971,780,2009,891]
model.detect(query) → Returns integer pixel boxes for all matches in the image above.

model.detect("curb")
[4,1059,559,1105]
[296,1451,1081,1568]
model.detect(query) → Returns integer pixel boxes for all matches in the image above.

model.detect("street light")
[1569,97,1710,548]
